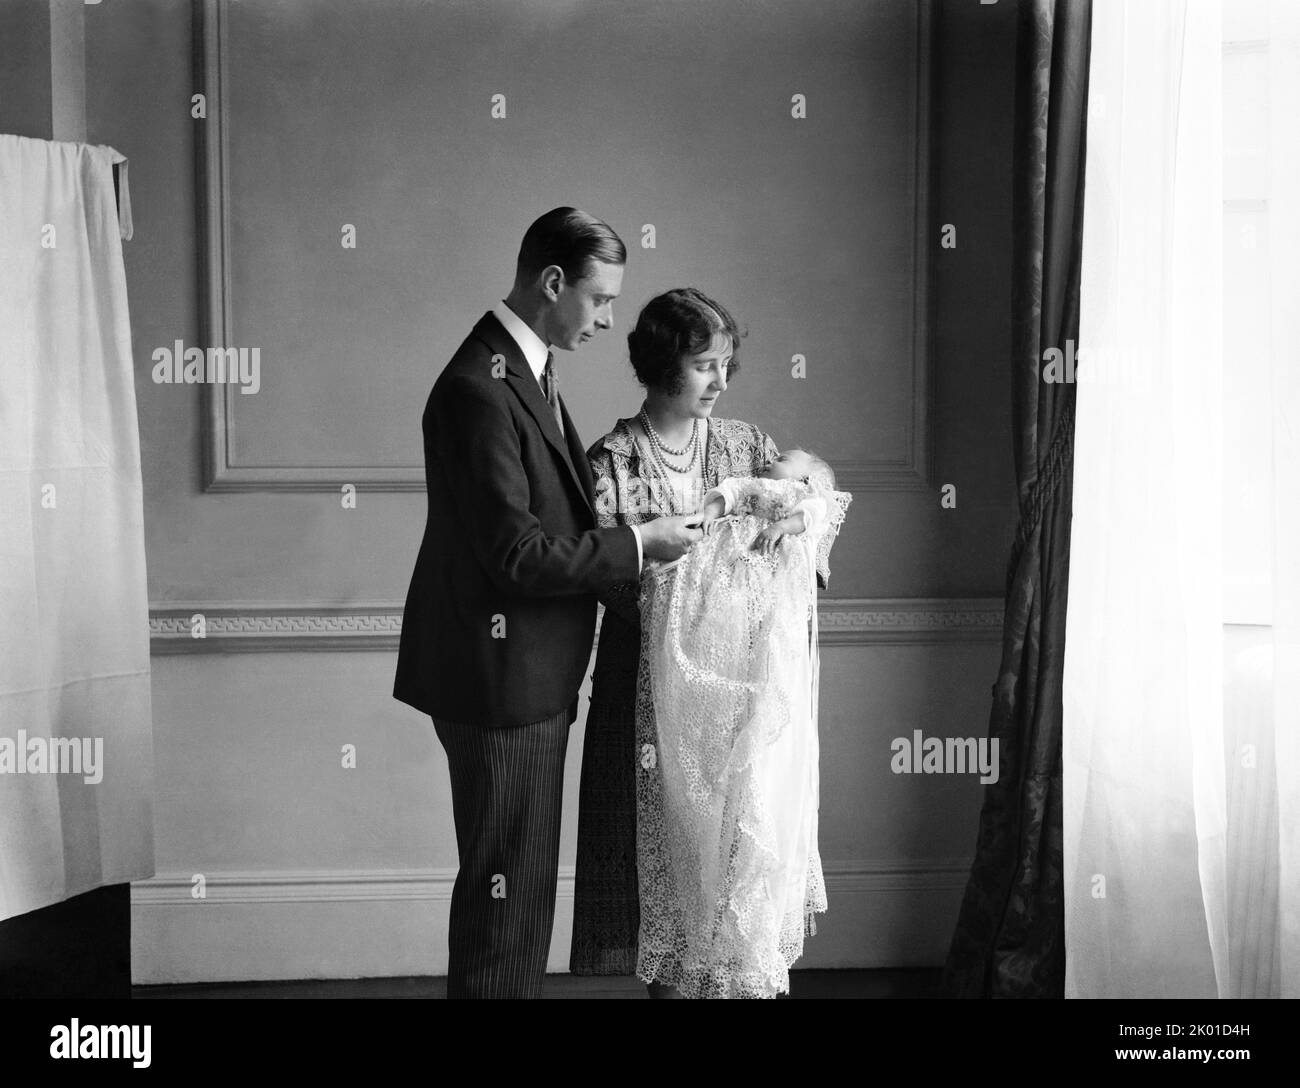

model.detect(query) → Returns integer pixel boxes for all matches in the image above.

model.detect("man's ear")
[539,265,565,301]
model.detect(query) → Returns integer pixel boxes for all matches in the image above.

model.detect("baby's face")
[762,449,814,482]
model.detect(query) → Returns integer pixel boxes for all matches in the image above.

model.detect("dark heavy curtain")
[941,0,1091,999]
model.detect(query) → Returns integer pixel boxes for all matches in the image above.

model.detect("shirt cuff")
[630,524,644,572]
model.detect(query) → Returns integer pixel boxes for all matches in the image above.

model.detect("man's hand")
[639,514,704,561]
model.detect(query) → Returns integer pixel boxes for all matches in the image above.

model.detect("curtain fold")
[0,134,155,921]
[942,0,1090,999]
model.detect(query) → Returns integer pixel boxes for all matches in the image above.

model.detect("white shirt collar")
[492,300,550,383]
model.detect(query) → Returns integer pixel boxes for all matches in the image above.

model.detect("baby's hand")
[750,525,786,555]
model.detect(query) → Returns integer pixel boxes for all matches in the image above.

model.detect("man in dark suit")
[394,207,700,998]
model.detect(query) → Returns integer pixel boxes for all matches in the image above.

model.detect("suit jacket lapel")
[470,313,595,518]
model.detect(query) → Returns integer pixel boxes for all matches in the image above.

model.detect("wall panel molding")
[193,0,936,494]
[148,596,1004,654]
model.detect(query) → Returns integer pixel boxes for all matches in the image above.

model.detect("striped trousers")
[432,709,571,999]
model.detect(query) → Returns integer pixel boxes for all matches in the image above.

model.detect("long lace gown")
[570,417,780,975]
[634,477,851,998]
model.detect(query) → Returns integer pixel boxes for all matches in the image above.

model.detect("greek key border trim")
[149,597,1004,654]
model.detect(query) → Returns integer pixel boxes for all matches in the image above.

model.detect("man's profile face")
[548,260,623,351]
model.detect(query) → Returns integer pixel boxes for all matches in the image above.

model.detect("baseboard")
[131,860,972,984]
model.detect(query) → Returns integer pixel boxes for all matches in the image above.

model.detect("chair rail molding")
[149,596,1004,654]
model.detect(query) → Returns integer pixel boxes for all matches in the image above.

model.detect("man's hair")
[627,287,744,393]
[515,207,626,285]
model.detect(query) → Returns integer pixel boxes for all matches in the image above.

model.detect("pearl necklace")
[635,408,706,518]
[638,407,699,471]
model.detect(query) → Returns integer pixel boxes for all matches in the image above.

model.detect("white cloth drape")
[1066,0,1298,998]
[0,134,154,921]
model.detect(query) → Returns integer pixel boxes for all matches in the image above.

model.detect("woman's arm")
[812,489,853,590]
[789,495,827,536]
[698,477,740,531]
[590,447,644,628]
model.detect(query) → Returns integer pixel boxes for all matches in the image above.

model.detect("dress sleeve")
[792,494,827,536]
[703,476,744,515]
[700,488,727,514]
[810,487,853,591]
[590,447,643,628]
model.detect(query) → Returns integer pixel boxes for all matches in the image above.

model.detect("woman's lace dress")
[634,477,851,998]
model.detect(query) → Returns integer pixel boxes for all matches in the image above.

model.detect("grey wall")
[1,0,87,142]
[78,0,1019,607]
[65,0,1018,980]
[0,0,54,139]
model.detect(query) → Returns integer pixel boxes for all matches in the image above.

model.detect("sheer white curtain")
[1255,0,1300,1000]
[1065,0,1298,998]
[0,135,155,920]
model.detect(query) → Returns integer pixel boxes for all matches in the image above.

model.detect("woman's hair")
[515,207,626,285]
[627,287,744,394]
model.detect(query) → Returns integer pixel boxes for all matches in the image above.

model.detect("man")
[393,207,701,998]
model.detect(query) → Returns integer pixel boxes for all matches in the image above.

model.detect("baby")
[697,449,838,556]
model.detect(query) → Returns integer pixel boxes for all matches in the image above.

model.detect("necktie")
[542,352,564,437]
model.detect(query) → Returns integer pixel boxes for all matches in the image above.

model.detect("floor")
[134,968,942,999]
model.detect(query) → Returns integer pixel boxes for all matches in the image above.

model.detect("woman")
[570,287,780,996]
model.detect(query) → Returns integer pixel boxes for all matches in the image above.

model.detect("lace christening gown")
[634,476,852,998]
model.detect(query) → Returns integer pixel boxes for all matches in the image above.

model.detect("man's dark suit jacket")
[394,311,640,727]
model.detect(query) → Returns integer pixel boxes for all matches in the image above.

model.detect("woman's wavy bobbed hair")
[626,288,744,394]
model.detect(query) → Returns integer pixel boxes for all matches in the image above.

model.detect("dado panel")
[132,609,1003,982]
